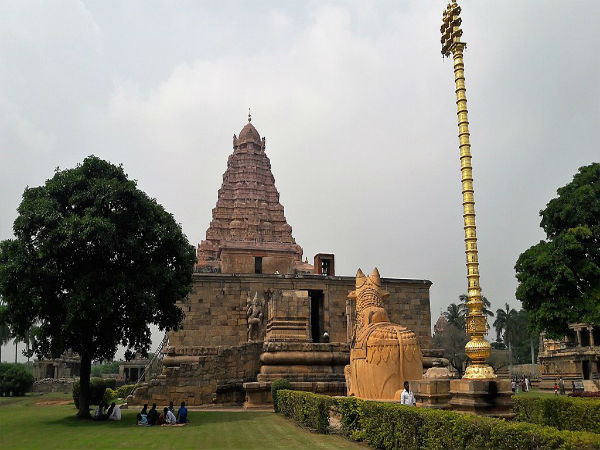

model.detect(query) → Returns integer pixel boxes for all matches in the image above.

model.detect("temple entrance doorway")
[309,290,324,343]
[46,364,55,378]
[582,360,591,380]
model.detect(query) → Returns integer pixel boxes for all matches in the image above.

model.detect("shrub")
[103,384,135,403]
[116,384,136,399]
[271,378,292,413]
[0,363,34,396]
[513,396,600,433]
[72,377,117,408]
[276,390,332,433]
[103,387,117,403]
[275,391,600,450]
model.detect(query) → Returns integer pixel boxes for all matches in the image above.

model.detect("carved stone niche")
[265,290,310,342]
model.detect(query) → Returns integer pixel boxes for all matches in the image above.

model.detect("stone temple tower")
[196,115,307,274]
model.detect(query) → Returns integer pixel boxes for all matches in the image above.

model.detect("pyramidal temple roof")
[196,118,303,271]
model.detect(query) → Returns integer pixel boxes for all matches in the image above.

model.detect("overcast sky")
[1,1,599,362]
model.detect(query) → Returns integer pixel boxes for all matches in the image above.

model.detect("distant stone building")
[33,350,80,381]
[538,323,600,391]
[132,118,434,406]
[119,354,151,383]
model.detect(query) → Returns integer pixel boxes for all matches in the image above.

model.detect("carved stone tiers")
[257,342,348,383]
[196,119,305,274]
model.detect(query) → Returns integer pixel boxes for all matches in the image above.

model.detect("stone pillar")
[413,379,451,409]
[576,328,582,347]
[588,327,595,347]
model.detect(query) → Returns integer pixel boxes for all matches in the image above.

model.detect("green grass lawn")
[514,389,557,398]
[0,393,368,450]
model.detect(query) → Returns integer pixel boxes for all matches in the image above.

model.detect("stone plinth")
[449,378,514,418]
[244,380,347,407]
[257,342,348,383]
[413,379,451,409]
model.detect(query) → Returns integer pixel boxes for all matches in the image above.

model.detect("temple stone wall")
[170,272,432,349]
[220,251,295,274]
[131,343,262,406]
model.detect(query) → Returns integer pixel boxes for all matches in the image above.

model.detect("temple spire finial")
[248,107,252,122]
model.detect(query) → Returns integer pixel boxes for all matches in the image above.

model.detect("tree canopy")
[515,163,600,337]
[0,156,196,417]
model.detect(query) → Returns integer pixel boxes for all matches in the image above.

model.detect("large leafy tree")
[515,163,600,337]
[0,156,196,418]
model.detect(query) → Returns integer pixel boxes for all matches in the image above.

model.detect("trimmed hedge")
[104,384,136,403]
[276,390,332,433]
[271,378,292,413]
[514,396,600,433]
[0,363,34,396]
[72,378,117,408]
[275,390,600,450]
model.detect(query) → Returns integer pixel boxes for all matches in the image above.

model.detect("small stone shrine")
[130,117,436,406]
[33,350,80,381]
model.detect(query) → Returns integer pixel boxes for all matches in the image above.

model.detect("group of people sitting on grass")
[93,401,122,421]
[136,401,188,426]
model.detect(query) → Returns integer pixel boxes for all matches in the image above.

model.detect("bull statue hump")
[344,268,423,400]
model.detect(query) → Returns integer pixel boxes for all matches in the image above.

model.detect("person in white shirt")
[165,408,177,425]
[400,381,416,406]
[109,403,121,421]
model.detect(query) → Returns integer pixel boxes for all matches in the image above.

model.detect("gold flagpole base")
[463,363,497,380]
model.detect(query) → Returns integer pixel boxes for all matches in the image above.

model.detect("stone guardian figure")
[344,268,423,400]
[246,292,264,341]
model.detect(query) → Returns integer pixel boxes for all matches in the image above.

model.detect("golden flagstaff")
[441,1,496,379]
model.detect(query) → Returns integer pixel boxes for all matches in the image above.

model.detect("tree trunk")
[14,340,17,363]
[508,340,513,376]
[77,352,92,419]
[530,337,535,365]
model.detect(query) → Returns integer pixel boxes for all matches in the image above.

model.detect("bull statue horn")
[371,267,381,285]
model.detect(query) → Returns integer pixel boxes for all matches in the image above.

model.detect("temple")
[131,117,436,406]
[196,115,307,275]
[538,324,600,392]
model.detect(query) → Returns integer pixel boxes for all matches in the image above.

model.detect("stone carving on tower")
[196,114,306,274]
[246,292,264,342]
[345,268,423,400]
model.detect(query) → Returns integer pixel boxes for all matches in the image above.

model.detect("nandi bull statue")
[344,268,423,400]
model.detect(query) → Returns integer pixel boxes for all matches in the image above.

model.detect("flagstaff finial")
[248,108,252,122]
